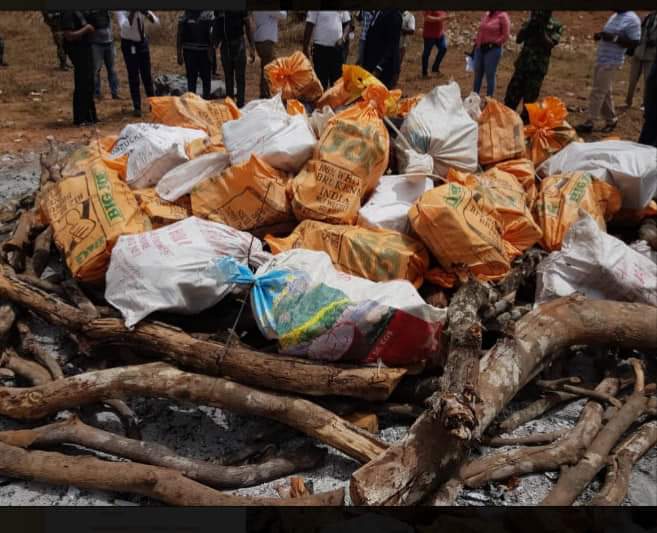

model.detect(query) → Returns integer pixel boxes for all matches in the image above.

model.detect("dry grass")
[0,10,650,153]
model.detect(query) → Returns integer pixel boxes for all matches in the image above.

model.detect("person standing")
[576,11,641,134]
[253,11,287,98]
[393,10,415,87]
[638,57,656,146]
[422,11,449,78]
[42,11,70,70]
[472,10,511,97]
[625,11,657,109]
[214,11,255,108]
[61,11,97,126]
[363,10,403,90]
[88,10,120,100]
[356,10,375,66]
[504,11,562,121]
[303,11,352,89]
[116,10,159,117]
[177,10,215,99]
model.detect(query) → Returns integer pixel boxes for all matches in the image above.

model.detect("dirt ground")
[0,10,651,154]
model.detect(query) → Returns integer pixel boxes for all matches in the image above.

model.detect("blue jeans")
[473,45,502,97]
[639,60,657,147]
[422,36,447,76]
[93,42,119,98]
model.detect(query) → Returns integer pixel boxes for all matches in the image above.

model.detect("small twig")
[1,348,52,386]
[62,279,99,319]
[494,391,578,434]
[560,384,623,408]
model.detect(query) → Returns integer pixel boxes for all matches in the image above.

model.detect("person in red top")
[472,10,511,97]
[422,11,450,77]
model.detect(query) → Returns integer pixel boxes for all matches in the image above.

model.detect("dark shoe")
[132,109,142,118]
[112,94,122,100]
[601,119,618,133]
[575,122,594,134]
[95,94,103,100]
[422,72,428,79]
[0,62,8,68]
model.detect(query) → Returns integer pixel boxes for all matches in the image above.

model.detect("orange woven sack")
[524,97,577,167]
[409,182,511,282]
[265,219,429,287]
[290,100,389,224]
[264,52,324,103]
[534,172,622,251]
[41,158,150,283]
[134,188,191,229]
[478,98,525,166]
[286,99,306,115]
[493,158,537,209]
[191,154,292,231]
[447,168,542,259]
[148,92,240,137]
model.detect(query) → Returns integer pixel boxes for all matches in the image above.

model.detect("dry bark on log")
[102,399,142,440]
[460,378,619,488]
[350,295,657,506]
[31,226,52,278]
[2,211,33,272]
[0,417,326,489]
[542,360,652,506]
[589,420,657,506]
[14,273,66,297]
[0,268,406,401]
[1,348,51,385]
[0,440,344,506]
[351,280,491,505]
[0,362,387,463]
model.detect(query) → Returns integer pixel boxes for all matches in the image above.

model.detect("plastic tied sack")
[210,250,447,366]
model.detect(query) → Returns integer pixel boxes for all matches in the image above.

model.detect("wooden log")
[0,362,387,463]
[16,320,64,380]
[0,267,406,401]
[589,420,657,506]
[543,360,652,506]
[460,378,619,488]
[0,417,327,490]
[493,391,578,434]
[482,429,569,447]
[31,226,52,278]
[350,295,657,505]
[1,348,52,386]
[0,440,344,506]
[62,279,99,319]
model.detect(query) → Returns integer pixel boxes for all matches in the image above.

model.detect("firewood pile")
[0,140,655,508]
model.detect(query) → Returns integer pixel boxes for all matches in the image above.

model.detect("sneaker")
[575,122,594,134]
[601,119,618,133]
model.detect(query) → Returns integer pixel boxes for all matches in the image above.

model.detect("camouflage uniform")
[504,12,562,118]
[42,11,69,70]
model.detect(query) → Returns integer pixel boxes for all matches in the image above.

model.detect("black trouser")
[0,34,5,64]
[639,60,657,147]
[183,48,212,99]
[121,38,154,112]
[312,44,342,90]
[504,67,546,123]
[65,42,97,125]
[221,38,246,107]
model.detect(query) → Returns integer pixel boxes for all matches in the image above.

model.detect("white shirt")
[306,11,351,47]
[115,10,160,42]
[254,11,286,43]
[400,11,416,48]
